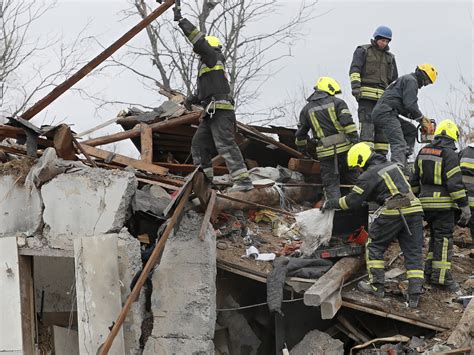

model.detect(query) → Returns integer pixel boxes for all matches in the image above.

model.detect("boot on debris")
[228,173,253,192]
[408,294,420,308]
[357,281,384,298]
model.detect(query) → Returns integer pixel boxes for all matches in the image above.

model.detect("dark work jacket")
[337,154,423,216]
[376,73,424,120]
[178,18,233,109]
[459,145,474,207]
[295,90,357,159]
[349,40,398,101]
[410,136,468,209]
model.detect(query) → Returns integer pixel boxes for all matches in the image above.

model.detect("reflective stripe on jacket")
[295,90,357,158]
[411,137,468,210]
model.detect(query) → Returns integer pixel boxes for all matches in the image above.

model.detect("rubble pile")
[0,99,472,354]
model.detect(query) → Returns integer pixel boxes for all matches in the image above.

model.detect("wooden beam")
[99,176,193,354]
[288,158,321,175]
[53,125,76,160]
[447,298,474,348]
[80,144,168,175]
[337,314,370,343]
[83,112,200,147]
[19,256,35,355]
[341,301,448,332]
[140,124,153,163]
[216,192,294,216]
[156,162,228,174]
[199,190,216,241]
[321,290,342,320]
[20,0,176,121]
[237,122,304,158]
[304,257,363,306]
[136,177,179,191]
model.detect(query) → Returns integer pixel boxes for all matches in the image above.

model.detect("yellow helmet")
[434,119,459,141]
[315,77,342,96]
[417,63,438,84]
[206,36,222,48]
[347,142,374,168]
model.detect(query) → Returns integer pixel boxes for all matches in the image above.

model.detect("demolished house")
[0,92,473,354]
[0,1,472,354]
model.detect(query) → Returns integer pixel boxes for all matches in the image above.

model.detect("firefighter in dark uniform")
[175,13,253,191]
[322,143,425,307]
[295,77,359,200]
[349,25,398,155]
[410,120,471,291]
[372,64,437,168]
[459,133,474,239]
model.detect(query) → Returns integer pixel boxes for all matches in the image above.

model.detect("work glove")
[351,88,361,101]
[419,116,435,135]
[347,133,359,145]
[173,6,183,22]
[320,199,339,213]
[184,94,198,111]
[457,205,472,227]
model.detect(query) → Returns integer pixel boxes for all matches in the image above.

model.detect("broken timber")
[304,257,363,306]
[447,298,474,348]
[20,0,177,121]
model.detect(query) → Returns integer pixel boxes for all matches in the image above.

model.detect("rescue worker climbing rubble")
[349,25,398,155]
[372,64,437,169]
[459,132,474,240]
[174,9,253,192]
[410,120,471,291]
[295,77,359,200]
[321,142,425,308]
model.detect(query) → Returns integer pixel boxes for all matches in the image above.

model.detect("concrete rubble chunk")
[290,329,344,355]
[144,210,216,354]
[0,175,42,237]
[42,167,137,249]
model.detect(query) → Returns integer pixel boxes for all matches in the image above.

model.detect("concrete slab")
[74,235,125,355]
[0,175,42,237]
[144,211,216,354]
[53,326,79,355]
[0,237,23,353]
[42,168,136,249]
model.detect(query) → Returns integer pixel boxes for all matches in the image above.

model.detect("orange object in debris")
[314,199,324,209]
[347,226,368,245]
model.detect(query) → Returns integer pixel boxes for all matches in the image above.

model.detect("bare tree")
[0,0,89,119]
[98,0,319,114]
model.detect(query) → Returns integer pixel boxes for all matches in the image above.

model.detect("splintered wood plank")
[140,124,153,163]
[80,144,168,175]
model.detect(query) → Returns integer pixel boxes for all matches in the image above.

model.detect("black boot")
[408,294,421,308]
[357,281,384,298]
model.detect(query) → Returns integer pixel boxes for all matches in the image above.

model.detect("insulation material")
[295,208,334,256]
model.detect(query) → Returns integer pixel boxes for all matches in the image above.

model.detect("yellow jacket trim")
[406,270,424,279]
[449,189,466,200]
[446,166,461,179]
[367,260,385,268]
[343,123,357,134]
[295,138,307,146]
[460,161,474,169]
[353,186,364,195]
[434,161,442,185]
[309,112,324,138]
[316,142,352,158]
[350,72,361,82]
[374,143,389,151]
[339,196,349,210]
[199,64,224,77]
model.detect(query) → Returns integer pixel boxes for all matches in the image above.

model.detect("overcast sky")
[25,0,473,155]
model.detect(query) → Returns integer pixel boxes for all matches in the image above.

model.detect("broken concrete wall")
[0,175,42,237]
[42,168,137,249]
[74,235,125,354]
[0,237,24,354]
[143,211,217,354]
[117,229,146,355]
[34,256,76,313]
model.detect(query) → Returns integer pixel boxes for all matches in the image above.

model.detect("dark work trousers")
[366,213,424,295]
[357,99,389,154]
[191,109,247,179]
[470,207,474,241]
[320,152,359,200]
[424,210,456,286]
[372,104,418,167]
